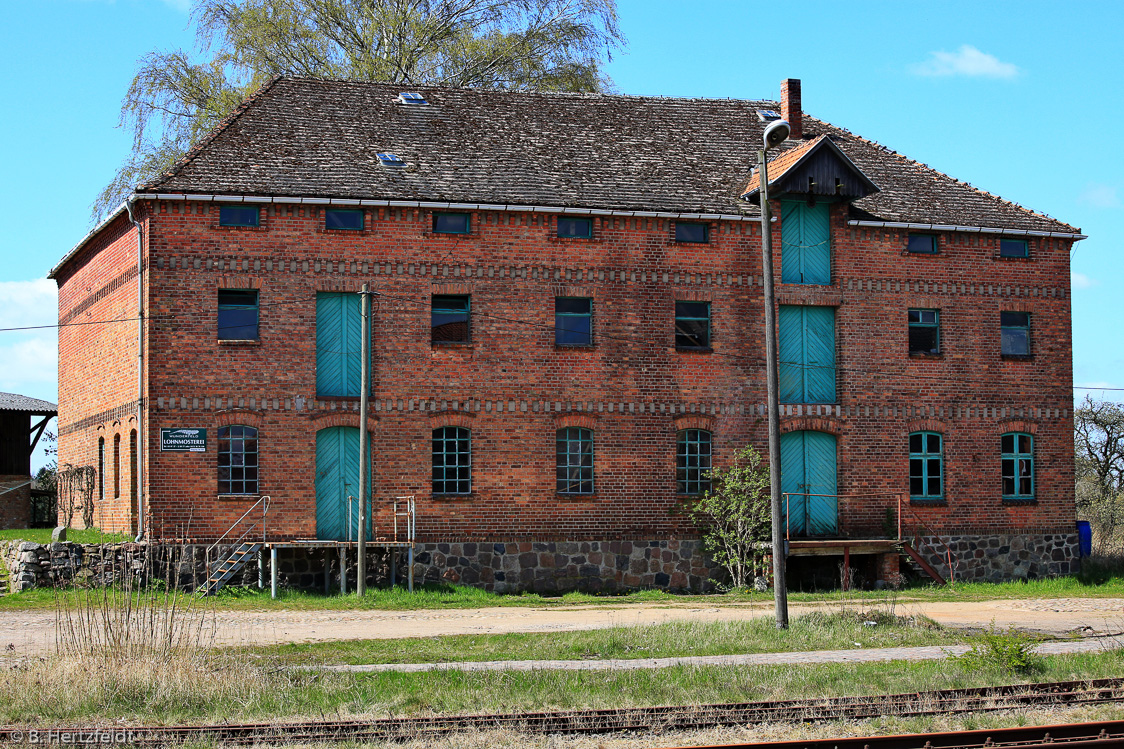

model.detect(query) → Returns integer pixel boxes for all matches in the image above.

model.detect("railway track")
[1,677,1122,745]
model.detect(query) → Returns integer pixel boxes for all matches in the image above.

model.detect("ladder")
[198,542,262,595]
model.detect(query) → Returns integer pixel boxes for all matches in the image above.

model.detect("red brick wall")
[0,477,31,530]
[61,199,1075,545]
[55,211,142,533]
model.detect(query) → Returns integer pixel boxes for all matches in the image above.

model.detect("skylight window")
[377,152,405,167]
[756,109,782,122]
[398,92,428,105]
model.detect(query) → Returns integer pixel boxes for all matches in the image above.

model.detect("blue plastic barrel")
[1077,520,1092,557]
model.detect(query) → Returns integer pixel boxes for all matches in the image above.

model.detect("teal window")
[675,301,710,348]
[1001,311,1030,356]
[909,432,943,501]
[675,223,709,243]
[1002,433,1034,500]
[780,200,831,285]
[432,426,471,494]
[907,234,938,254]
[908,309,939,355]
[557,217,592,238]
[1000,238,1029,258]
[555,297,592,346]
[432,295,470,343]
[326,209,364,230]
[316,292,367,396]
[676,429,712,495]
[779,305,836,403]
[556,427,594,494]
[218,289,259,340]
[219,205,260,227]
[218,425,258,495]
[433,212,470,234]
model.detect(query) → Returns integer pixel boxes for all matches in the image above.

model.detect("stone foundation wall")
[909,532,1079,583]
[411,539,722,594]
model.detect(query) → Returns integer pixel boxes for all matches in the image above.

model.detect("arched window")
[98,437,105,504]
[1001,433,1034,500]
[676,429,712,495]
[432,426,471,494]
[218,425,259,495]
[129,430,138,505]
[556,427,594,494]
[909,432,943,501]
[113,434,121,498]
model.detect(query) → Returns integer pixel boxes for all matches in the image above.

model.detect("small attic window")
[398,92,428,105]
[377,152,405,167]
[756,109,782,122]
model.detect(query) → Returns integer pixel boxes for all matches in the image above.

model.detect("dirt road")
[0,597,1120,656]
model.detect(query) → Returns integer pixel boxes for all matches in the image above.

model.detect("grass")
[244,611,968,666]
[0,528,131,545]
[2,647,1121,725]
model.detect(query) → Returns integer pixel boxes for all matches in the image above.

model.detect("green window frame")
[433,212,471,234]
[432,294,471,343]
[218,425,259,495]
[999,238,1029,258]
[908,309,939,355]
[675,301,711,349]
[676,429,712,495]
[556,427,594,494]
[432,426,471,494]
[219,205,260,227]
[907,234,938,254]
[555,297,592,346]
[909,431,943,501]
[1000,311,1031,356]
[218,289,259,340]
[557,217,593,238]
[1001,433,1034,500]
[675,222,709,244]
[325,208,364,231]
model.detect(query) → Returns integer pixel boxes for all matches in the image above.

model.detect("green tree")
[1075,396,1124,553]
[686,444,772,590]
[94,0,625,219]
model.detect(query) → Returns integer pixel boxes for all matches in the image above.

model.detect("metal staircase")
[198,495,270,596]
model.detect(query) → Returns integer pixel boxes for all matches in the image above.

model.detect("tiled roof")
[140,77,1079,234]
[0,392,57,414]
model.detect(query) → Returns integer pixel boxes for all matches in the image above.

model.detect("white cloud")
[0,336,57,398]
[1072,272,1098,289]
[911,45,1019,79]
[1078,183,1121,209]
[0,279,57,330]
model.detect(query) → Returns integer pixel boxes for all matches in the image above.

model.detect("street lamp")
[758,118,790,629]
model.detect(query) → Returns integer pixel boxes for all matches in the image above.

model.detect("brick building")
[0,393,57,530]
[51,78,1084,590]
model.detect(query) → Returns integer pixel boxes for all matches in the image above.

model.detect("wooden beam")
[28,416,51,457]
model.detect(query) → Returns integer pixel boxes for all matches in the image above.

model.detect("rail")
[897,494,959,584]
[781,492,903,540]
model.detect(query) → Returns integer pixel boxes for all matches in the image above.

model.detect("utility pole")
[357,282,371,596]
[758,121,790,629]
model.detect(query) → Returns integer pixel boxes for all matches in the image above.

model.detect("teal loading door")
[778,305,836,404]
[780,430,838,536]
[780,200,831,285]
[315,426,372,541]
[316,292,365,397]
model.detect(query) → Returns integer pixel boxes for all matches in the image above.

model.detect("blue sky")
[2,0,1121,470]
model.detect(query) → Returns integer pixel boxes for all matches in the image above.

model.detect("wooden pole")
[357,283,371,596]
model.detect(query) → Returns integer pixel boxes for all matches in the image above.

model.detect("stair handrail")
[897,495,958,584]
[204,495,271,587]
[394,495,415,543]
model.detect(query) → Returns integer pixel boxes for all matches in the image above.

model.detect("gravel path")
[319,638,1115,673]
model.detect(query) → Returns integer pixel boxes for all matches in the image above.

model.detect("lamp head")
[763,119,791,150]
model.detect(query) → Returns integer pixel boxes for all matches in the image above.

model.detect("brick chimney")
[781,78,802,140]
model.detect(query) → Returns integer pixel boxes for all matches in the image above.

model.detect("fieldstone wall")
[909,532,1079,583]
[411,539,722,594]
[1,540,147,592]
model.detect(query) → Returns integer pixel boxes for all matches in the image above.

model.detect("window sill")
[909,498,947,507]
[994,254,1032,261]
[676,346,713,354]
[432,341,473,348]
[1002,496,1038,506]
[557,493,598,500]
[555,343,595,350]
[909,352,943,359]
[902,250,941,256]
[218,339,261,346]
[218,494,261,501]
[214,224,266,231]
[1001,353,1034,361]
[432,493,473,500]
[424,231,480,239]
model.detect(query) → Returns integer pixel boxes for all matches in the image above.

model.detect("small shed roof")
[0,392,58,415]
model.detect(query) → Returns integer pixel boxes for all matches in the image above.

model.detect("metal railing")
[204,495,271,581]
[394,495,416,543]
